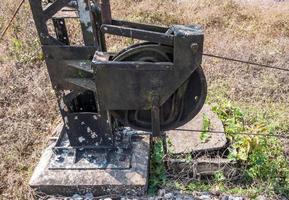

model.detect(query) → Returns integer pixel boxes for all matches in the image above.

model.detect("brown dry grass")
[0,0,289,199]
[0,1,58,199]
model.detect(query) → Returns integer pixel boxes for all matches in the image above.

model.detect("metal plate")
[49,147,132,170]
[49,130,132,170]
[111,43,207,131]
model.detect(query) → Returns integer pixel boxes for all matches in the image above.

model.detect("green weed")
[200,114,211,143]
[164,96,289,198]
[210,98,289,197]
[9,37,43,63]
[148,138,167,194]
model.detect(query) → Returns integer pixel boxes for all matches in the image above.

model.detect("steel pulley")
[111,43,207,131]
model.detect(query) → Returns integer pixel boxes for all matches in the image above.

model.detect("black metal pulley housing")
[28,0,207,144]
[111,43,207,131]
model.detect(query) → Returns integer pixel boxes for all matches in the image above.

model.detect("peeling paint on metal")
[91,132,97,138]
[77,0,93,33]
[78,136,86,143]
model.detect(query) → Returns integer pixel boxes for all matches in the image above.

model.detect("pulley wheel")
[111,43,207,131]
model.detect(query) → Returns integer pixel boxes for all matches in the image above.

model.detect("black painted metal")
[109,43,207,131]
[53,18,70,45]
[28,0,207,167]
[100,24,174,46]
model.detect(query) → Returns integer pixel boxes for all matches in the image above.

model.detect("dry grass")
[0,1,58,199]
[0,0,289,199]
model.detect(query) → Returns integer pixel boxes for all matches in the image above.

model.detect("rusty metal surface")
[28,0,207,139]
[93,42,206,133]
[28,1,208,188]
[49,127,144,170]
[27,0,209,195]
[52,7,78,19]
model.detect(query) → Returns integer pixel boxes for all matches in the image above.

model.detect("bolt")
[191,43,199,54]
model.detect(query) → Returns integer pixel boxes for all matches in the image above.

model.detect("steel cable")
[0,0,26,41]
[174,128,289,139]
[1,1,288,139]
[203,53,289,72]
[200,53,289,139]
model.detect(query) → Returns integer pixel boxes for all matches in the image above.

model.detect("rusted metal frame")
[57,109,110,147]
[65,60,93,73]
[43,0,72,21]
[100,0,112,24]
[28,0,57,45]
[53,18,70,45]
[53,127,132,153]
[54,145,118,150]
[52,7,79,19]
[90,4,106,51]
[42,62,94,91]
[53,90,74,145]
[131,89,183,129]
[28,1,115,150]
[42,45,96,60]
[100,24,174,46]
[93,88,115,148]
[77,0,96,46]
[65,78,96,91]
[151,95,161,136]
[48,1,105,147]
[90,49,115,147]
[43,46,97,148]
[111,20,168,33]
[53,127,67,151]
[28,1,77,148]
[93,61,174,71]
[42,46,96,91]
[62,90,83,105]
[89,0,110,51]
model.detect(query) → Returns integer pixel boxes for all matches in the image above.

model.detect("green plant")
[148,138,166,194]
[211,98,289,197]
[245,137,289,196]
[200,114,211,143]
[9,37,43,63]
[171,97,289,198]
[214,171,226,182]
[174,181,211,192]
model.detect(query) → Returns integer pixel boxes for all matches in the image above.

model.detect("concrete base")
[166,104,227,154]
[30,132,150,196]
[167,158,237,179]
[165,105,237,178]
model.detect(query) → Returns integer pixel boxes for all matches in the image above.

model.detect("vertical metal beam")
[95,96,114,147]
[151,106,161,137]
[28,0,50,44]
[43,0,71,21]
[53,18,70,45]
[76,0,95,45]
[100,0,112,24]
[151,95,161,136]
[91,4,106,51]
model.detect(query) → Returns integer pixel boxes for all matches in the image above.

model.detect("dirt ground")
[0,0,289,199]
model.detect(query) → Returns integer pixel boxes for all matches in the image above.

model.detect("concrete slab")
[165,105,237,178]
[167,158,238,179]
[166,104,227,154]
[30,131,150,196]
